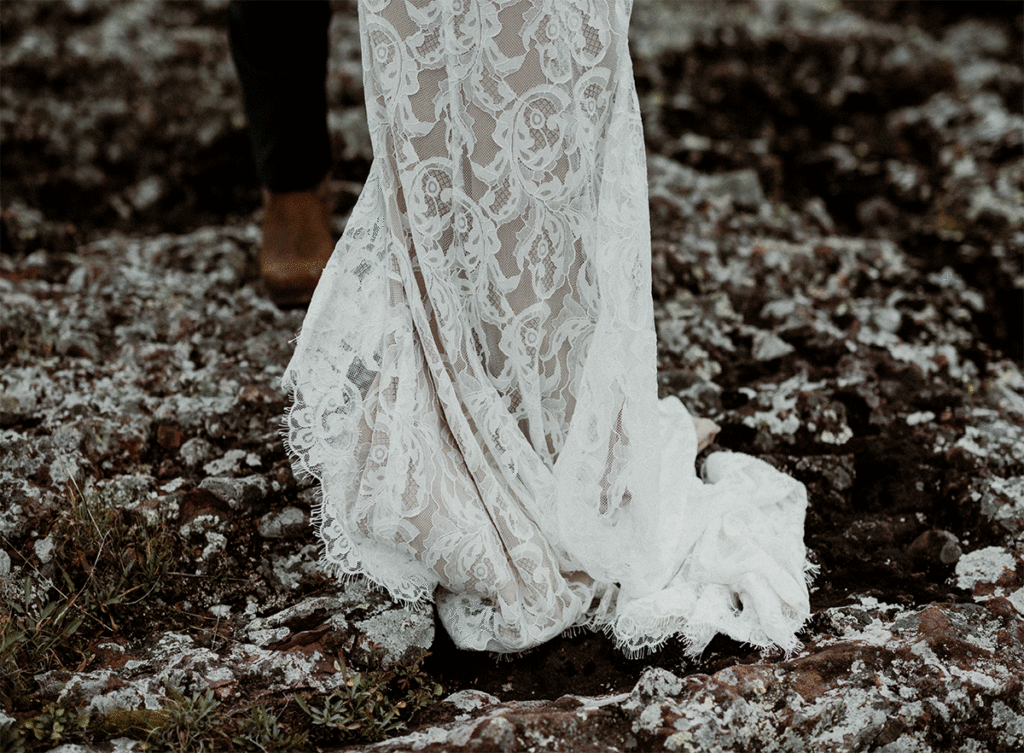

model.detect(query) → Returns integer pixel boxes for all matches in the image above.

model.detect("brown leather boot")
[259,176,335,307]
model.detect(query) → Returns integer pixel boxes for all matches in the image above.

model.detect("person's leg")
[229,0,331,193]
[229,0,335,306]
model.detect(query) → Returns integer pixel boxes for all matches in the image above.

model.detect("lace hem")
[279,0,813,659]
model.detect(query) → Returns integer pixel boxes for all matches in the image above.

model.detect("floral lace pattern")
[283,0,812,656]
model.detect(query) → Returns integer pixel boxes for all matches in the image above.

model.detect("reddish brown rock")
[353,601,1023,753]
[156,423,184,450]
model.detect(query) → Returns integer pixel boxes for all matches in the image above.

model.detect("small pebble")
[257,507,310,539]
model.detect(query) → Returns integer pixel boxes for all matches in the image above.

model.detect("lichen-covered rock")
[256,505,308,539]
[199,473,269,510]
[955,546,1024,611]
[356,600,1023,753]
[37,581,435,721]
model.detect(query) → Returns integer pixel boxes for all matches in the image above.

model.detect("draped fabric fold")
[283,0,812,657]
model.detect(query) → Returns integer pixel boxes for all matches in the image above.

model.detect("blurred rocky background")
[1,1,1022,751]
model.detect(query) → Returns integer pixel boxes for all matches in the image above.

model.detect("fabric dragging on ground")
[283,0,812,656]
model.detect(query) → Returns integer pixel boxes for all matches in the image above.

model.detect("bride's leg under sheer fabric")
[359,0,658,652]
[694,417,720,452]
[282,0,811,656]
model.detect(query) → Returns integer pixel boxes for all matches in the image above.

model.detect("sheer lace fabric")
[283,0,811,656]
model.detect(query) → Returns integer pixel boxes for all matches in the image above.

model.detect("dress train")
[283,0,812,657]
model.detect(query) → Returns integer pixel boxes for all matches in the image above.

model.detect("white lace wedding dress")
[283,0,812,657]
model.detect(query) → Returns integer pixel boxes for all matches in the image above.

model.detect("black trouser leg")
[228,0,332,193]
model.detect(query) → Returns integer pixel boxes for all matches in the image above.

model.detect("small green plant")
[22,701,89,748]
[230,705,307,753]
[143,686,229,753]
[294,652,444,744]
[0,718,27,753]
[296,674,400,738]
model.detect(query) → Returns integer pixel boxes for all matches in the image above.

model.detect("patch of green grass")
[1,481,446,751]
[104,685,313,753]
[0,478,184,706]
[295,652,445,745]
[141,686,228,753]
[0,575,90,705]
[89,707,166,740]
[50,480,180,632]
[230,705,308,753]
[2,687,313,753]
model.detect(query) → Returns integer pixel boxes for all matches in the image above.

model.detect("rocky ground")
[1,1,1022,751]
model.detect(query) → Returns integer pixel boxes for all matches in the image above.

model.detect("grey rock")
[266,543,321,591]
[940,538,964,565]
[944,20,1010,59]
[474,716,516,751]
[61,415,151,471]
[34,534,56,564]
[55,322,100,359]
[44,624,360,720]
[200,474,269,510]
[203,448,259,476]
[628,666,685,703]
[857,195,899,227]
[244,594,348,646]
[93,474,156,510]
[793,454,856,494]
[128,175,165,211]
[297,485,320,507]
[908,529,962,566]
[751,329,795,361]
[445,689,501,713]
[956,416,1024,473]
[241,587,436,669]
[872,306,903,333]
[985,362,1024,418]
[0,472,55,538]
[0,549,10,577]
[702,168,765,210]
[968,183,1024,228]
[332,106,373,162]
[257,506,309,539]
[0,392,27,427]
[955,546,1023,612]
[109,740,143,753]
[355,605,435,665]
[802,196,835,234]
[245,623,292,648]
[179,437,215,468]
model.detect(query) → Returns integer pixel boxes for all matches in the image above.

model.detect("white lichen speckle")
[955,546,1018,595]
[906,411,935,426]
